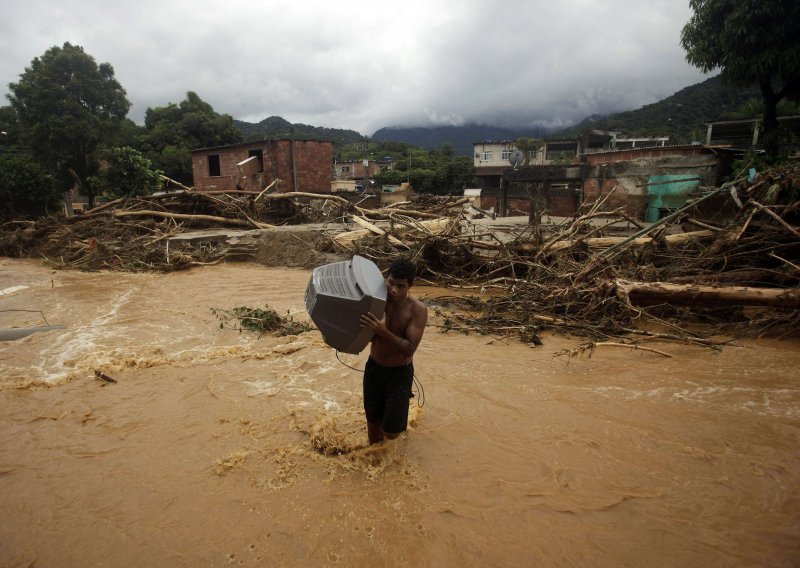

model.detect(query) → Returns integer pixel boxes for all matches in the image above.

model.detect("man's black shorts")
[363,357,414,434]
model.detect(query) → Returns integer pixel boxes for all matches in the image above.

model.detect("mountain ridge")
[233,75,763,155]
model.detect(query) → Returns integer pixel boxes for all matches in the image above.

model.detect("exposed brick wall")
[548,187,579,217]
[480,196,533,216]
[191,140,333,193]
[583,177,648,219]
[583,146,707,165]
[480,185,579,217]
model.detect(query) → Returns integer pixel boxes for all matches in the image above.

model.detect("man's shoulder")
[410,295,428,315]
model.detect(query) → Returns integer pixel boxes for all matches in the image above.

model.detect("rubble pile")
[0,190,465,271]
[1,162,798,342]
[347,162,800,343]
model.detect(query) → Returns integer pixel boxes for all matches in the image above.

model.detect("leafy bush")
[0,155,58,219]
[88,146,164,199]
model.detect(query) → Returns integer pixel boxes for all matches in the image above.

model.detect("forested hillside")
[371,124,545,156]
[233,116,363,146]
[554,75,761,142]
[233,76,796,156]
[366,76,772,153]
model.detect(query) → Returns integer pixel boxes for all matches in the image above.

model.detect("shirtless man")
[358,258,428,445]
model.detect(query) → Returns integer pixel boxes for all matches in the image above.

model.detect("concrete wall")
[191,140,333,193]
[582,147,717,220]
[479,147,718,220]
[331,180,357,192]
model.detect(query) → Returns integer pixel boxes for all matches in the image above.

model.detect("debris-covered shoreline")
[1,161,798,345]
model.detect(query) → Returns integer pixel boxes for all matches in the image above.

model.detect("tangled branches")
[345,162,800,344]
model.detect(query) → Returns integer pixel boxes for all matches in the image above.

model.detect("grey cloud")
[1,0,709,137]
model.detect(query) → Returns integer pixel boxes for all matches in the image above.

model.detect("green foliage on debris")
[211,306,312,336]
[88,146,164,198]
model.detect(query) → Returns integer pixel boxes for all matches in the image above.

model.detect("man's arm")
[401,302,427,357]
[360,302,427,358]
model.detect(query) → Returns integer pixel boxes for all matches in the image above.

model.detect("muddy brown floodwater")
[1,257,799,567]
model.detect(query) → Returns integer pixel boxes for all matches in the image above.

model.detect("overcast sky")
[1,0,710,136]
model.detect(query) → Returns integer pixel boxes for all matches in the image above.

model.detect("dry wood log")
[189,190,261,196]
[482,230,715,254]
[82,197,126,216]
[365,208,441,220]
[615,279,800,308]
[94,370,118,383]
[669,268,795,286]
[254,179,281,202]
[261,191,352,207]
[333,218,451,247]
[547,230,714,252]
[350,216,405,247]
[113,210,260,228]
[159,175,194,192]
[749,200,800,239]
[428,196,471,212]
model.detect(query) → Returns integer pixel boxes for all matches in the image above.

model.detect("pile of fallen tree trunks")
[0,184,469,271]
[1,162,798,343]
[339,161,800,345]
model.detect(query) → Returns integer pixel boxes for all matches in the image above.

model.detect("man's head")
[386,258,416,302]
[388,258,415,287]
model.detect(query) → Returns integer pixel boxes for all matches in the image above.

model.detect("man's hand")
[359,312,387,337]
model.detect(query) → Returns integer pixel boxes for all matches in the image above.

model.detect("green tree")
[373,149,475,194]
[681,0,800,161]
[0,106,23,148]
[142,91,242,184]
[88,146,164,199]
[0,155,58,219]
[7,42,131,207]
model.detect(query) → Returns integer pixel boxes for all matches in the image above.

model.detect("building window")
[480,151,493,161]
[501,150,512,160]
[248,149,264,172]
[341,166,351,173]
[208,154,221,177]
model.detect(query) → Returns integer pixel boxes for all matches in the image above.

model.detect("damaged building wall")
[487,146,719,220]
[487,165,588,217]
[191,139,333,193]
[583,146,718,220]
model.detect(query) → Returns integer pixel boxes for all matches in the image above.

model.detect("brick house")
[334,158,395,182]
[191,139,333,193]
